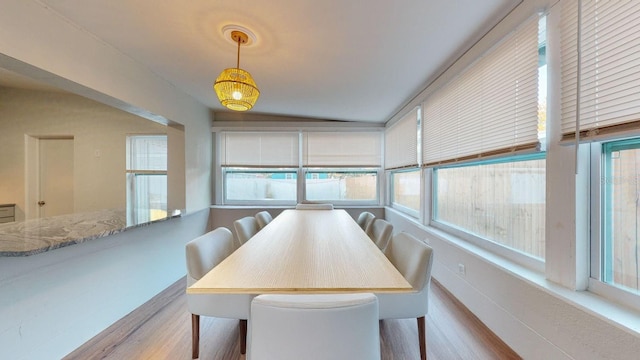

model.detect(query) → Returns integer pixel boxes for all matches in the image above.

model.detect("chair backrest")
[357,211,375,231]
[295,203,334,210]
[384,232,434,291]
[185,227,252,321]
[366,219,393,251]
[185,227,235,286]
[249,293,380,360]
[254,211,273,230]
[234,216,259,246]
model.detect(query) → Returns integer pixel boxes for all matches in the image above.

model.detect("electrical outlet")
[457,263,466,276]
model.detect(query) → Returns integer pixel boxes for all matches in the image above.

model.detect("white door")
[38,138,74,218]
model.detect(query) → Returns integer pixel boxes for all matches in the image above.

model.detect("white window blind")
[303,131,382,167]
[385,108,419,169]
[220,132,299,167]
[422,17,540,166]
[561,0,640,142]
[127,135,167,171]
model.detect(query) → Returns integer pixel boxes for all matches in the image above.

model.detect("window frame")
[588,139,640,311]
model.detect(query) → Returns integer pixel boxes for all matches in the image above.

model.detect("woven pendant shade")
[214,29,260,112]
[214,68,260,111]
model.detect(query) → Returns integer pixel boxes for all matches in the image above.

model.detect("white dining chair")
[366,218,393,251]
[248,293,380,360]
[357,211,375,231]
[254,211,273,230]
[234,216,259,246]
[185,227,253,358]
[376,231,434,360]
[295,203,334,210]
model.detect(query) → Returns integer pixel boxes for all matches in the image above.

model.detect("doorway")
[25,136,75,219]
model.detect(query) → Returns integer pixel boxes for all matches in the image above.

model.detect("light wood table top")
[188,209,413,294]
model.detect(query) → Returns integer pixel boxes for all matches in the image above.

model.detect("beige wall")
[0,87,181,221]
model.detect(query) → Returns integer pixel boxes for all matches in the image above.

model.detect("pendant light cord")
[236,36,241,69]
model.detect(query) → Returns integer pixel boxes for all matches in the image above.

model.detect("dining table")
[187,209,413,294]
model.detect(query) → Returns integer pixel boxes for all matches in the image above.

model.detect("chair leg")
[239,319,247,355]
[417,316,427,360]
[192,314,200,359]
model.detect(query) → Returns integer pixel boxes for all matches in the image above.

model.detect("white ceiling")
[3,0,519,123]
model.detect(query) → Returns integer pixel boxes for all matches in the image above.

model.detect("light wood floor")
[64,278,520,360]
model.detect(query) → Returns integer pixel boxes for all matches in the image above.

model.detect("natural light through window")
[305,170,377,203]
[126,135,167,225]
[224,169,297,203]
[391,169,421,217]
[602,140,640,293]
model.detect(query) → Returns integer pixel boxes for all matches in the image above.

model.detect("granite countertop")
[0,209,181,257]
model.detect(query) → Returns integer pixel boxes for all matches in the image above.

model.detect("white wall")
[0,1,213,358]
[0,210,210,360]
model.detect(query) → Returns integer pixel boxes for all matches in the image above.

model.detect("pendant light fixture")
[214,30,260,112]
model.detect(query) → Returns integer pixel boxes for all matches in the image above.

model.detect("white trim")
[589,279,640,315]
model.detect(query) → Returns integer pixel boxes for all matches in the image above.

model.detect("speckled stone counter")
[0,209,181,256]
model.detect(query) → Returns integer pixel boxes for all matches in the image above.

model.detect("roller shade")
[220,132,299,167]
[303,131,382,167]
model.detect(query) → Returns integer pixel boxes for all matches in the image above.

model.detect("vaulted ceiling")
[1,0,520,123]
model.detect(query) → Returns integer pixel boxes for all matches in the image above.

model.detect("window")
[126,135,167,225]
[305,169,378,204]
[433,155,546,259]
[390,169,421,218]
[302,131,381,204]
[224,168,297,203]
[600,139,640,294]
[220,131,299,205]
[218,130,382,205]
